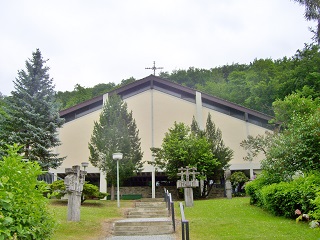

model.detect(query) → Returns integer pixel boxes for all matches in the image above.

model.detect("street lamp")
[112,153,123,208]
[81,162,89,171]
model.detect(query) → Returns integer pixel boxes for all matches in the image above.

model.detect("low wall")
[119,186,179,200]
[117,186,225,200]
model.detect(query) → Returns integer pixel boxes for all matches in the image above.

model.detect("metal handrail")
[179,202,190,240]
[164,188,176,232]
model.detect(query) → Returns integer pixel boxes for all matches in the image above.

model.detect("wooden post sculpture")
[64,165,86,221]
[177,166,199,207]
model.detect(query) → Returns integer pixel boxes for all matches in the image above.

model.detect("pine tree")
[0,49,64,170]
[88,95,143,200]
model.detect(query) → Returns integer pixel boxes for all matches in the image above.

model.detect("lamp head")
[112,152,123,160]
[81,162,89,168]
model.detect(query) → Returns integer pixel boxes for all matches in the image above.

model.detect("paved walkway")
[106,234,175,240]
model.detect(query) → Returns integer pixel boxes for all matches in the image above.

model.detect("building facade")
[51,75,273,197]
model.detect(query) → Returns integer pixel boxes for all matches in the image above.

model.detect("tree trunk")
[111,184,115,201]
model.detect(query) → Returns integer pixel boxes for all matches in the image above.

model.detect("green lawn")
[49,198,320,240]
[49,199,132,240]
[178,197,320,240]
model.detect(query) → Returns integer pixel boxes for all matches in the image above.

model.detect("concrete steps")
[113,218,173,236]
[113,198,173,236]
[135,201,167,208]
[127,208,168,218]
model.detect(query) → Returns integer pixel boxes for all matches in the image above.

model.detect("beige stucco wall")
[54,110,100,171]
[153,91,197,146]
[52,89,269,176]
[124,90,197,171]
[202,108,267,170]
[122,90,152,171]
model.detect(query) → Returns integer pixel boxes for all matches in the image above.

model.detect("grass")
[177,197,320,240]
[48,198,320,240]
[49,199,133,240]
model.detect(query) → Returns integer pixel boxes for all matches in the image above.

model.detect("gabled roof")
[60,75,273,129]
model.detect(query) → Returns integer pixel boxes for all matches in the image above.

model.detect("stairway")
[113,198,174,236]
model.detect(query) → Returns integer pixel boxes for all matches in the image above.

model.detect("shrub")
[230,171,248,196]
[310,191,320,220]
[245,179,264,206]
[247,171,320,219]
[292,172,320,214]
[260,182,299,218]
[245,171,279,205]
[82,182,107,203]
[0,144,56,239]
[49,180,107,203]
[49,179,67,199]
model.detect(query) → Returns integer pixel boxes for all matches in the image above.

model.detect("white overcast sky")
[0,0,315,96]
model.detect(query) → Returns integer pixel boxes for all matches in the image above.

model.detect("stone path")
[106,234,175,240]
[106,198,175,240]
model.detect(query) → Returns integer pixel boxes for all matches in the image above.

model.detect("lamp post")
[112,153,123,208]
[81,162,89,172]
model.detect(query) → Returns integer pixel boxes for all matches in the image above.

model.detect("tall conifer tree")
[0,49,64,170]
[191,114,233,177]
[88,95,143,200]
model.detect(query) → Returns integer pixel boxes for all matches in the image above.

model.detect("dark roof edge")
[201,92,273,120]
[59,75,273,121]
[59,95,103,116]
[59,76,154,116]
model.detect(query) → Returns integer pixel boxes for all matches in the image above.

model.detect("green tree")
[204,114,233,175]
[91,83,116,96]
[272,87,320,128]
[279,44,320,98]
[230,171,249,195]
[88,95,143,200]
[0,93,5,117]
[226,71,251,104]
[240,131,274,162]
[191,114,233,178]
[63,84,92,109]
[119,77,136,87]
[262,107,320,180]
[56,82,118,110]
[242,92,320,182]
[151,122,219,197]
[0,144,56,239]
[0,49,65,170]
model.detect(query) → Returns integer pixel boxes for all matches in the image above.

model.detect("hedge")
[246,171,320,219]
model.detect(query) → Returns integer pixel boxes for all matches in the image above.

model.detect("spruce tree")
[0,49,64,170]
[88,95,143,200]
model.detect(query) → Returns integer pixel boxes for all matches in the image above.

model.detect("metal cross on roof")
[145,61,163,75]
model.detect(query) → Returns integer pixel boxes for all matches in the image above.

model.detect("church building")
[51,75,273,197]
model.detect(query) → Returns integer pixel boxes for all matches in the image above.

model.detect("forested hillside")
[55,44,320,115]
